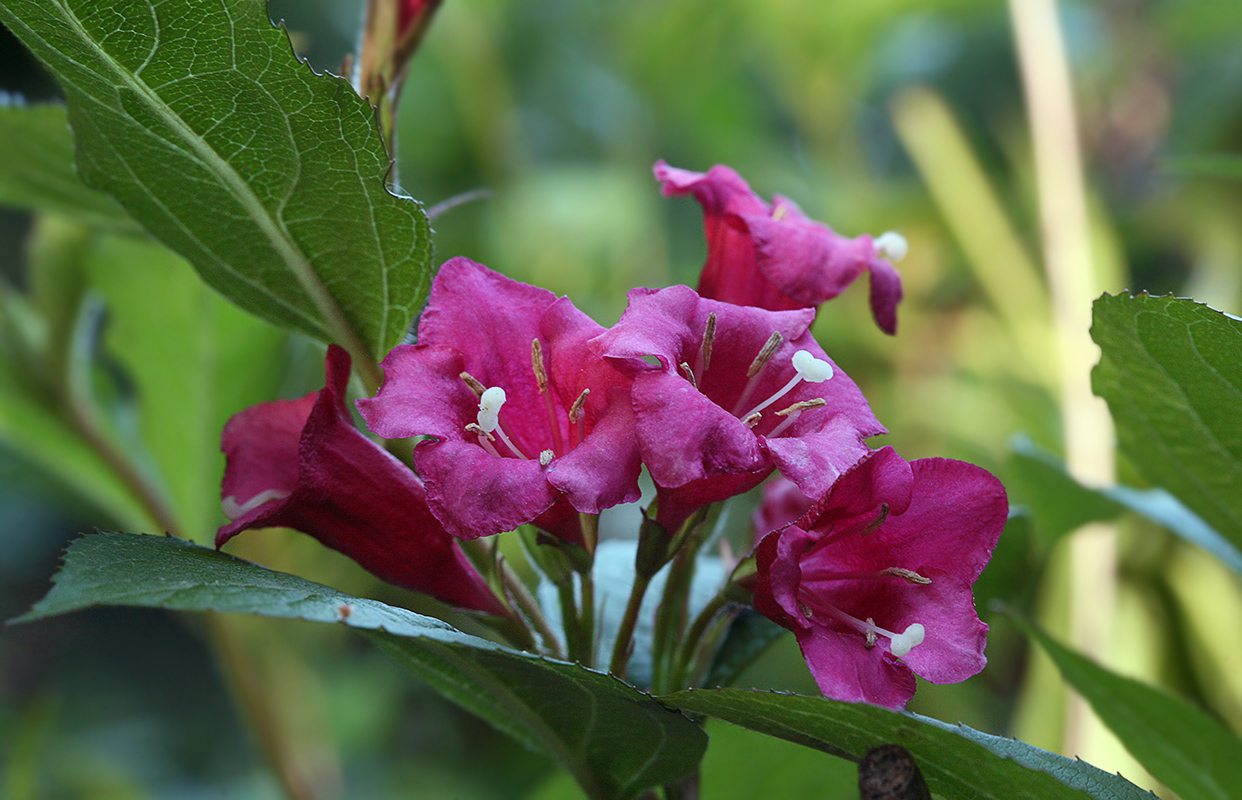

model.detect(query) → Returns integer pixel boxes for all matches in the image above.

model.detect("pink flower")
[655,161,905,334]
[595,284,883,533]
[751,476,813,545]
[752,447,1006,708]
[216,345,506,616]
[398,0,437,37]
[358,258,641,543]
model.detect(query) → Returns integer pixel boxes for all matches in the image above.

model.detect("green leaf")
[13,532,707,800]
[0,102,136,231]
[660,688,1157,800]
[0,0,433,373]
[1008,434,1124,546]
[1091,293,1242,545]
[1009,612,1242,800]
[1009,435,1242,578]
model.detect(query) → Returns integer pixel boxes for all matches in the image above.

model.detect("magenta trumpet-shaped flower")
[216,345,507,617]
[595,284,884,533]
[358,257,642,543]
[752,447,1006,708]
[655,161,905,334]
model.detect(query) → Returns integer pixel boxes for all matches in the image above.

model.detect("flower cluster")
[217,162,1005,709]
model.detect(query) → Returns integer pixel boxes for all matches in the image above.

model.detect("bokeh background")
[3,0,1242,797]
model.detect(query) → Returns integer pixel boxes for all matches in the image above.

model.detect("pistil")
[874,231,908,262]
[223,489,291,520]
[475,387,528,459]
[739,350,832,421]
[800,592,926,657]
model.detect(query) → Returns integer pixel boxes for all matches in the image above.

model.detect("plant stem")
[608,570,653,678]
[499,559,563,658]
[671,592,732,689]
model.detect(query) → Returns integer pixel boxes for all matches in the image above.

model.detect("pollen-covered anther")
[460,371,486,398]
[865,619,877,649]
[539,449,554,466]
[775,398,827,416]
[874,231,908,262]
[881,567,932,585]
[678,361,698,388]
[863,503,889,535]
[748,332,784,378]
[568,388,590,422]
[531,338,549,392]
[464,422,494,441]
[799,602,814,619]
[695,312,717,379]
[742,411,762,428]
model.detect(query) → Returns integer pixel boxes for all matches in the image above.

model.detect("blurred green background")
[3,0,1242,797]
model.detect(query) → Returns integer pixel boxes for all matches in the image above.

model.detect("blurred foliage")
[3,0,1242,797]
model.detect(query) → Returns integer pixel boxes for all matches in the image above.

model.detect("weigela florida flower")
[216,345,506,616]
[655,161,906,334]
[596,284,884,533]
[358,257,642,543]
[752,446,1007,709]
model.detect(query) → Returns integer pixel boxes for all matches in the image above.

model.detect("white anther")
[874,231,908,262]
[477,386,506,432]
[889,623,925,657]
[539,449,554,466]
[791,350,832,383]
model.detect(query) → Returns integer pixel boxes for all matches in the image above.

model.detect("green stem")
[500,560,562,658]
[557,578,587,663]
[607,570,653,678]
[671,592,733,689]
[578,568,596,666]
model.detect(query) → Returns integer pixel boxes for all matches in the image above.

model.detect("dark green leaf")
[1007,434,1124,546]
[13,532,706,800]
[1159,155,1242,181]
[1009,612,1242,800]
[0,0,432,370]
[660,688,1157,800]
[1091,293,1242,545]
[0,102,135,230]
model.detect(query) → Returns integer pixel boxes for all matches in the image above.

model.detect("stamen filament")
[766,410,800,438]
[532,339,565,455]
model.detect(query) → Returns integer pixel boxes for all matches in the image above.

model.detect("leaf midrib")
[50,0,371,361]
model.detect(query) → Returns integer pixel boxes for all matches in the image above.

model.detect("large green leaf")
[0,0,432,371]
[1008,435,1242,577]
[1091,293,1242,545]
[12,532,707,800]
[1011,613,1242,800]
[0,102,135,230]
[660,688,1157,800]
